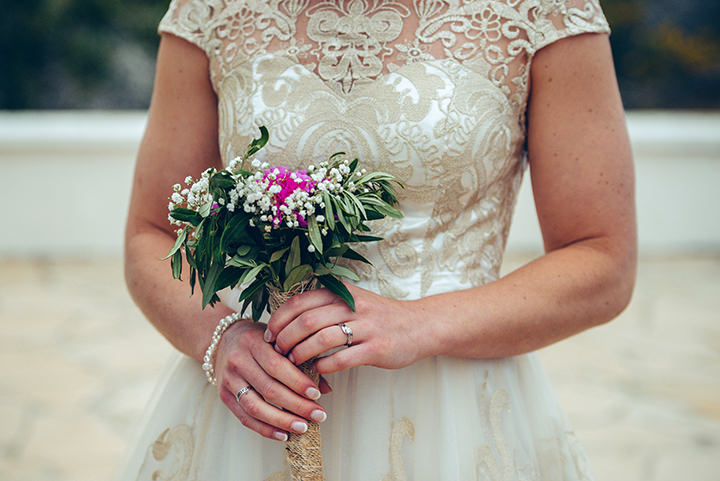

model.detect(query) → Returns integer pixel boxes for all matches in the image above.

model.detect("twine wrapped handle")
[268,279,325,481]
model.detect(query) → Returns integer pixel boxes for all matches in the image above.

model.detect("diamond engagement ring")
[235,385,253,403]
[339,323,353,346]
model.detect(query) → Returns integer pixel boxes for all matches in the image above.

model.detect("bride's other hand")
[214,320,329,441]
[265,284,431,374]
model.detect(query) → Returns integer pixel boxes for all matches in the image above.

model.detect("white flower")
[307,244,316,253]
[316,215,325,223]
[172,183,181,192]
[184,176,193,184]
[171,192,184,204]
[321,228,328,236]
[227,203,235,212]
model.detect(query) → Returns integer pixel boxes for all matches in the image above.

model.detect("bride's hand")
[265,284,429,374]
[214,320,329,441]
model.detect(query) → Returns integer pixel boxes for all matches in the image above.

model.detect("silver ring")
[339,323,353,346]
[235,385,252,403]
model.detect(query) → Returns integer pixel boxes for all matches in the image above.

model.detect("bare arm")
[124,34,226,361]
[125,34,327,441]
[266,33,637,371]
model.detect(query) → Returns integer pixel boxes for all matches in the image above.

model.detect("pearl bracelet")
[202,312,242,385]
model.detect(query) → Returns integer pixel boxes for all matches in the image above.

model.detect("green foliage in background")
[604,0,720,108]
[0,0,167,109]
[1,0,718,109]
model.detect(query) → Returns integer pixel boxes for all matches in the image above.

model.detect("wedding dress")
[118,1,610,479]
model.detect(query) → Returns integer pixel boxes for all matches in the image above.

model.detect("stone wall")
[1,111,718,257]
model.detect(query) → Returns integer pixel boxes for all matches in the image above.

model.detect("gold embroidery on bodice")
[159,0,609,298]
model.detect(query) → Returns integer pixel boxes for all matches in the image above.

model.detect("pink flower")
[261,166,317,227]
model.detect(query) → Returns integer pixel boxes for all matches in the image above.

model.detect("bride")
[120,0,636,479]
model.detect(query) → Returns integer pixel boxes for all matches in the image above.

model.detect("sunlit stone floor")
[1,255,718,480]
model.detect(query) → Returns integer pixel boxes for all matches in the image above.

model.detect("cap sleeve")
[158,0,213,54]
[531,0,610,53]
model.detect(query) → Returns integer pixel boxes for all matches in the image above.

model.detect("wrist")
[406,297,446,360]
[202,312,243,385]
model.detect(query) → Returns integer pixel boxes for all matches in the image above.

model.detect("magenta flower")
[262,166,317,227]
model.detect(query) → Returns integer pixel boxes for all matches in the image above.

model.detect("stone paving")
[0,255,718,480]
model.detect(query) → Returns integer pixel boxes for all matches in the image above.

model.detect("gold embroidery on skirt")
[382,417,416,481]
[150,424,194,481]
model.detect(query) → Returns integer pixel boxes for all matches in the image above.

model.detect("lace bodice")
[159,0,609,299]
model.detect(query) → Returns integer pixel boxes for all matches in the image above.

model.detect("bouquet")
[164,126,402,480]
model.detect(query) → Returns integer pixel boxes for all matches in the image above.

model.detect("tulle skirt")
[116,347,595,480]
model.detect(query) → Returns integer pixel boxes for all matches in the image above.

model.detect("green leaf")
[236,244,252,256]
[318,275,355,312]
[322,192,336,230]
[286,236,301,276]
[351,234,384,243]
[201,261,224,309]
[163,227,187,260]
[344,192,366,218]
[215,266,244,291]
[329,264,360,281]
[210,171,235,190]
[227,255,255,268]
[189,266,197,294]
[270,247,290,264]
[314,264,331,276]
[219,213,251,253]
[325,245,349,259]
[171,249,183,279]
[238,275,267,303]
[199,202,212,218]
[241,263,268,287]
[169,208,202,226]
[251,286,267,322]
[341,246,373,265]
[327,151,346,164]
[307,216,323,254]
[283,264,313,291]
[245,125,269,158]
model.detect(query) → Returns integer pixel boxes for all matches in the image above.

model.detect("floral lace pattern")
[158,0,609,299]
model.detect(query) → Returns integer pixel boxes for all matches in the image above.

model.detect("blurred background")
[0,1,718,480]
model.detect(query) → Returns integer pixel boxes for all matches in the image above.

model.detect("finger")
[315,343,370,375]
[265,288,341,342]
[220,374,318,436]
[288,322,355,366]
[319,375,333,394]
[218,386,288,441]
[250,340,324,401]
[243,362,327,423]
[274,302,353,355]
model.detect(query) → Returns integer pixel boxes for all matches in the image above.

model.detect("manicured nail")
[291,421,308,433]
[288,352,296,364]
[310,410,327,423]
[305,387,321,400]
[273,431,288,441]
[264,329,273,342]
[274,344,282,354]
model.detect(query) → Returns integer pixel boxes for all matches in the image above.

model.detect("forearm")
[415,237,636,359]
[124,226,240,361]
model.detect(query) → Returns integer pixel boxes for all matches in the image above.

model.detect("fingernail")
[274,344,282,354]
[288,352,296,364]
[264,329,273,342]
[310,410,327,423]
[274,431,288,441]
[305,387,321,400]
[291,421,308,433]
